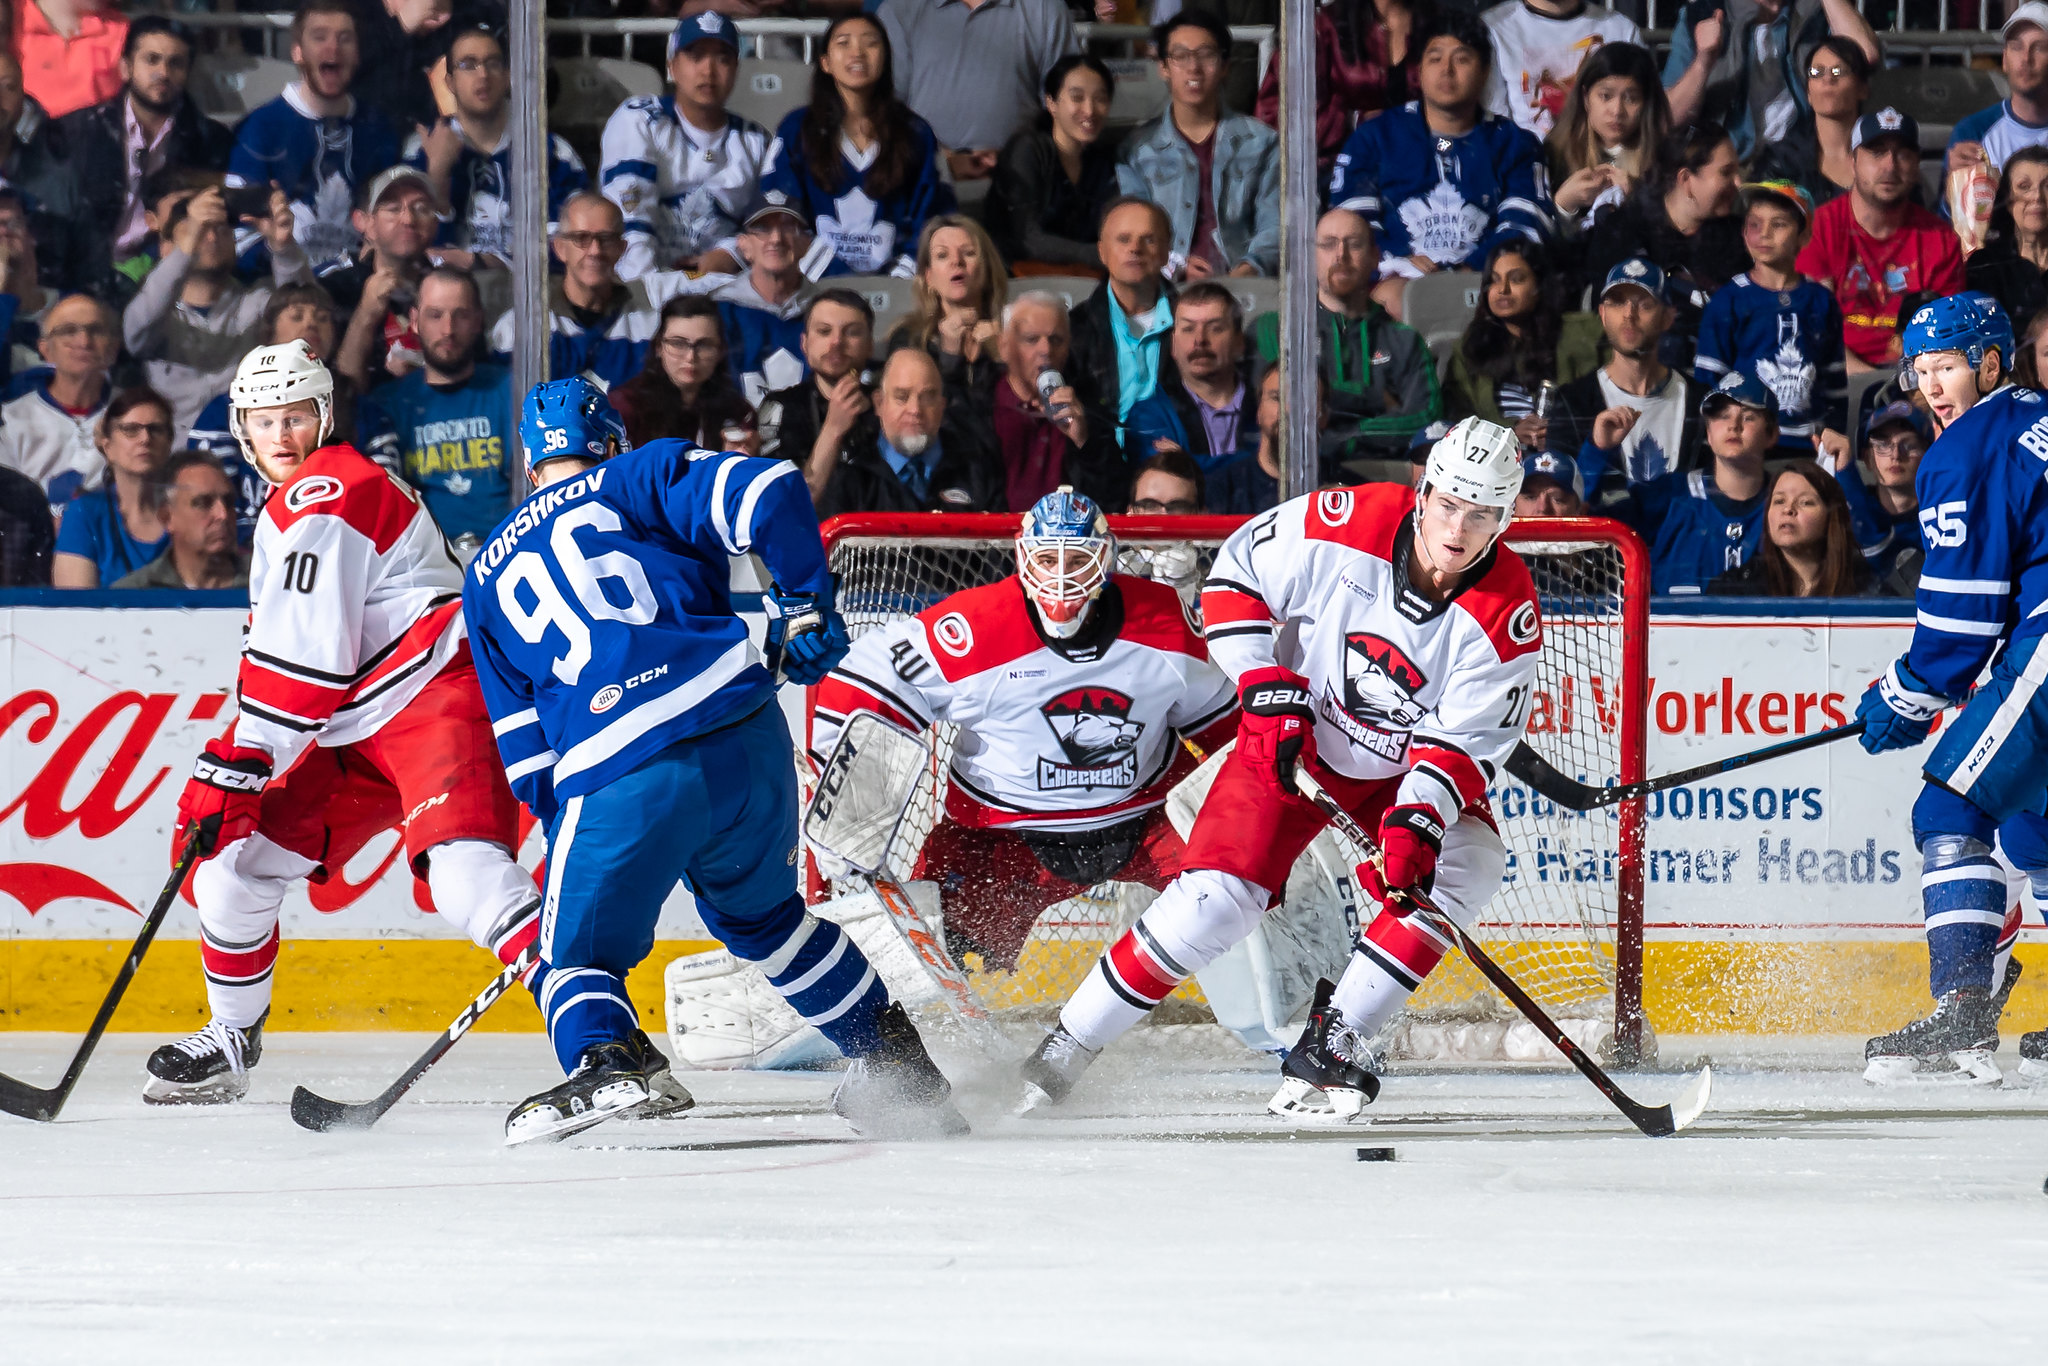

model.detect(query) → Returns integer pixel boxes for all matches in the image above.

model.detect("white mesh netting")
[809,522,1644,1061]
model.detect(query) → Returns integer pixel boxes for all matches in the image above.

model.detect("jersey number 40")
[496,505,658,684]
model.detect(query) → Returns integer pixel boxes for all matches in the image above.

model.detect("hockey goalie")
[1019,417,1544,1120]
[665,487,1240,1067]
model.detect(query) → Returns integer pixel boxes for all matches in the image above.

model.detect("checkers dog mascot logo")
[1325,633,1431,761]
[1037,687,1144,791]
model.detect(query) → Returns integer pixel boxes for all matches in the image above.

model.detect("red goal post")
[806,512,1651,1062]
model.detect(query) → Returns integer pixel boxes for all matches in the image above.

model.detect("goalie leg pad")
[664,947,838,1070]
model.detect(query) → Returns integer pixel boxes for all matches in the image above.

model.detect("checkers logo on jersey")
[1037,687,1144,790]
[283,475,344,512]
[1324,632,1431,761]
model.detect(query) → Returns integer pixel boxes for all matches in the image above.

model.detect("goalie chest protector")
[812,575,1237,833]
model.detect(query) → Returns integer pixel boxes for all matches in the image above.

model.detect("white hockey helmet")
[228,340,335,460]
[1421,416,1523,521]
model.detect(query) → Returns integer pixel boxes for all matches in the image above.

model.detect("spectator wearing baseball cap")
[1829,394,1932,592]
[1947,4,2048,195]
[599,12,776,281]
[1797,107,1966,371]
[331,165,445,393]
[704,192,821,406]
[1694,180,1846,459]
[1624,365,1778,595]
[1544,257,1709,509]
[1965,145,2048,338]
[1516,447,1584,518]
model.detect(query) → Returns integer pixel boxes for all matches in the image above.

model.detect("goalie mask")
[1017,486,1115,639]
[228,340,334,480]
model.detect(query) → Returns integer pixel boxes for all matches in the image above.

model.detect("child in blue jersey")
[1855,291,2048,1084]
[1693,181,1847,456]
[464,378,968,1143]
[757,14,955,279]
[1329,9,1552,313]
[1625,365,1777,595]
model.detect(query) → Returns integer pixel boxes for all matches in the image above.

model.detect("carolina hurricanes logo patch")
[1508,601,1539,646]
[283,475,344,512]
[1321,632,1431,763]
[1037,687,1144,790]
[931,612,974,657]
[1315,490,1355,526]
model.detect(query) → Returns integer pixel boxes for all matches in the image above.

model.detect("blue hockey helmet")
[1900,291,2015,390]
[518,377,629,477]
[1017,485,1115,637]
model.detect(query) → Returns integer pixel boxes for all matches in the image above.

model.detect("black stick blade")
[1505,742,1616,811]
[0,1076,61,1123]
[289,1084,380,1132]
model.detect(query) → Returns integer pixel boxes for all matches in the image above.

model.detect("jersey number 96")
[496,505,658,684]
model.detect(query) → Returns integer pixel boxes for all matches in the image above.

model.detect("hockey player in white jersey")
[1019,419,1544,1118]
[807,488,1239,974]
[145,342,543,1104]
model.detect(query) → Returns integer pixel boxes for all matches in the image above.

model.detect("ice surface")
[1,1032,2044,1364]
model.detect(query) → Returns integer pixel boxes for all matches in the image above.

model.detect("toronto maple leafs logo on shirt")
[1755,338,1815,416]
[1036,688,1144,790]
[1398,181,1490,266]
[818,189,896,274]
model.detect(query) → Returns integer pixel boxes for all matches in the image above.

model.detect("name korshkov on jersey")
[811,575,1239,833]
[463,439,829,818]
[1328,103,1552,271]
[1902,384,2048,699]
[1693,274,1846,443]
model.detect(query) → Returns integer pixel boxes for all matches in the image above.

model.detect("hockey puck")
[1355,1146,1397,1162]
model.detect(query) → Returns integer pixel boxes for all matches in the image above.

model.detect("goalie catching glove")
[1357,803,1443,912]
[177,739,272,860]
[765,578,851,685]
[1856,658,1946,754]
[1237,666,1316,790]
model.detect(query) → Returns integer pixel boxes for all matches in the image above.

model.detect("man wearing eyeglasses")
[706,192,823,406]
[111,451,249,589]
[0,294,119,516]
[1116,9,1278,279]
[332,165,445,393]
[406,24,588,271]
[487,191,712,390]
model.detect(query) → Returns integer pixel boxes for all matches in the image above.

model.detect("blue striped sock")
[539,966,639,1073]
[753,904,887,1058]
[1923,855,2007,997]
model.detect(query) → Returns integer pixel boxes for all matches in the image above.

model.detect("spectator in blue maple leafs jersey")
[1329,7,1552,317]
[1626,366,1777,595]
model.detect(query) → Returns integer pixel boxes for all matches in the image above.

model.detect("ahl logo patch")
[283,475,344,512]
[589,684,625,714]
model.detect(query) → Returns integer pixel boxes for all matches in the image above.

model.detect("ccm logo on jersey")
[1508,602,1539,646]
[283,475,344,512]
[1918,500,1968,548]
[588,664,672,712]
[932,612,974,657]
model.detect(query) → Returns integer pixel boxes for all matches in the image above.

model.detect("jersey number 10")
[496,504,658,685]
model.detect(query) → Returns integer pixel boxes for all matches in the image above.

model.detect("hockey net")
[806,513,1650,1064]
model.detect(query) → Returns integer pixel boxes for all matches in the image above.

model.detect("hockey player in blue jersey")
[465,378,969,1141]
[1855,292,2048,1084]
[1328,9,1551,310]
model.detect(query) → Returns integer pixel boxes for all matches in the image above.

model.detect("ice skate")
[2016,1030,2048,1085]
[1016,1023,1099,1114]
[625,1030,696,1119]
[1863,959,2020,1086]
[143,1012,267,1105]
[504,1039,652,1146]
[1269,979,1382,1123]
[831,1003,969,1138]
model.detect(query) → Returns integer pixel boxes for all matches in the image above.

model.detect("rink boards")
[2,599,2042,1034]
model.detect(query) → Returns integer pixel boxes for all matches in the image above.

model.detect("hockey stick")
[1292,770,1712,1137]
[1505,721,1866,812]
[0,834,201,1122]
[290,945,537,1132]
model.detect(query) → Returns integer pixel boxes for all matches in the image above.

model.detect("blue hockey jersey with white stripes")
[1328,102,1552,270]
[758,107,955,277]
[463,440,830,819]
[1903,384,2048,698]
[227,87,402,275]
[1692,274,1846,443]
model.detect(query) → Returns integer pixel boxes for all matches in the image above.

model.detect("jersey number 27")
[496,505,658,684]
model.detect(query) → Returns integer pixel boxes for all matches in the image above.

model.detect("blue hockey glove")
[1856,658,1947,754]
[765,581,850,685]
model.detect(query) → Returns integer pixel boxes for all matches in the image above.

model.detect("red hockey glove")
[1236,666,1316,791]
[175,740,272,862]
[1357,804,1445,913]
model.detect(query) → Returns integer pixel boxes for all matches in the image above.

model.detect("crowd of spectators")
[0,0,2014,605]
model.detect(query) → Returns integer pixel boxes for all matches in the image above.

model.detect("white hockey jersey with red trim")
[1202,483,1542,828]
[231,444,467,773]
[812,575,1238,833]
